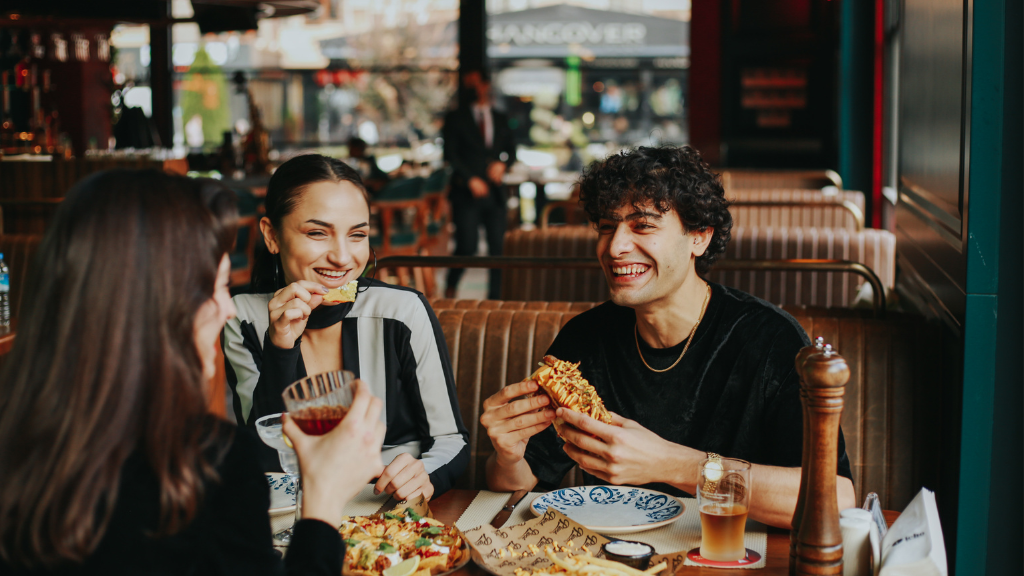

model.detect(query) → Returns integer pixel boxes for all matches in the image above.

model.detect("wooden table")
[428,490,898,575]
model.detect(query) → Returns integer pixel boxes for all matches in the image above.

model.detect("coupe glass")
[256,413,300,543]
[281,370,356,436]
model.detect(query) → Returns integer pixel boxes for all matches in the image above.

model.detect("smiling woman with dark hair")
[0,170,385,575]
[223,154,468,503]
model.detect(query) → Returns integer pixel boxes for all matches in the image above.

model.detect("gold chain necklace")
[635,283,711,373]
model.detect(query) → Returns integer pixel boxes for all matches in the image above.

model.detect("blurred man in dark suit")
[443,70,516,299]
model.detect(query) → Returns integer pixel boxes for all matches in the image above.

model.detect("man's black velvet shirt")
[524,282,853,496]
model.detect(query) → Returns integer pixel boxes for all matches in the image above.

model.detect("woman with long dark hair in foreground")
[0,170,384,574]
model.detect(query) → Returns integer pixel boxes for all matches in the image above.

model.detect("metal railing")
[372,255,886,317]
[729,200,865,231]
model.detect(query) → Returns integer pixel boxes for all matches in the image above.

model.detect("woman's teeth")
[611,264,649,277]
[316,269,346,279]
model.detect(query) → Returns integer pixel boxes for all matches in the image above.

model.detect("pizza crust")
[530,355,612,438]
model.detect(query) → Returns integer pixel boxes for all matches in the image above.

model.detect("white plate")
[529,486,685,534]
[266,473,297,515]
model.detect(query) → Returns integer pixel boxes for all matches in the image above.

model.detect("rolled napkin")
[841,508,881,576]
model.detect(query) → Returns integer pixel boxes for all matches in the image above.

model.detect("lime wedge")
[704,460,724,482]
[383,556,419,576]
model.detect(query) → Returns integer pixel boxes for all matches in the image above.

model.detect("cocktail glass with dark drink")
[282,370,356,435]
[698,457,752,562]
[276,370,356,540]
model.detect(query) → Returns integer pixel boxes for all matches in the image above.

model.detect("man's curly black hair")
[577,146,732,276]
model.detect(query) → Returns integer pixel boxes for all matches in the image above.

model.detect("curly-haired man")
[479,146,855,528]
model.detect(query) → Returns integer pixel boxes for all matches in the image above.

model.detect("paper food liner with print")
[464,508,615,575]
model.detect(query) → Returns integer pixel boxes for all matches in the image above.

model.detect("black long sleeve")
[249,331,303,428]
[224,285,469,491]
[1,423,344,576]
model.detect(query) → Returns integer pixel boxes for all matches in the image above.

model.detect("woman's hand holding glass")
[374,453,435,502]
[268,281,329,349]
[282,379,386,528]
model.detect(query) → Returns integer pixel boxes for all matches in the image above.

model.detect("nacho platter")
[339,501,471,576]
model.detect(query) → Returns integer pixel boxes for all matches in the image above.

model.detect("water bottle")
[0,253,10,330]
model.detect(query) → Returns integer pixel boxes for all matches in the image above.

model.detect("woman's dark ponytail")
[250,154,368,293]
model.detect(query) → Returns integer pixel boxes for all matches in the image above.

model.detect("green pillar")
[955,0,1023,573]
[837,0,873,194]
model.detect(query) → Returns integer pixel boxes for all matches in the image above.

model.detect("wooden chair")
[0,198,63,235]
[229,215,260,287]
[371,177,436,296]
[420,167,452,256]
[539,199,588,228]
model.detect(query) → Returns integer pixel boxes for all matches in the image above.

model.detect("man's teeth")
[611,265,649,276]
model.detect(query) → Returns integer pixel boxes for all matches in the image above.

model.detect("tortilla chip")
[418,554,448,571]
[324,280,358,303]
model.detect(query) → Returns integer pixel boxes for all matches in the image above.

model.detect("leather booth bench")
[720,169,843,191]
[428,298,941,513]
[541,189,866,232]
[728,189,866,231]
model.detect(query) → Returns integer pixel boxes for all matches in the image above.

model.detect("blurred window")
[487,0,690,165]
[114,0,458,155]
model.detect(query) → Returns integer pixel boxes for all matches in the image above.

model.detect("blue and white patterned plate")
[266,473,297,515]
[530,486,685,534]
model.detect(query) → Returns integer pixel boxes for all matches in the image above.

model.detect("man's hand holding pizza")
[480,379,557,465]
[556,408,705,492]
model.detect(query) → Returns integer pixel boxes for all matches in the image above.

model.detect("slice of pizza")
[531,355,612,438]
[324,280,358,303]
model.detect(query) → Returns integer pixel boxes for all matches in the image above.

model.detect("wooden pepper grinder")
[792,343,849,576]
[790,337,825,573]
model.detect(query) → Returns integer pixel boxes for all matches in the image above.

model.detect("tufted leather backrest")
[500,227,609,302]
[708,226,896,308]
[721,169,842,190]
[429,299,598,489]
[729,189,866,231]
[428,298,936,513]
[502,226,896,308]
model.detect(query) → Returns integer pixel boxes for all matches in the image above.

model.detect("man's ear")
[690,227,714,258]
[259,217,280,254]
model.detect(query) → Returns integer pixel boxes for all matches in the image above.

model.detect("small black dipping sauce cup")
[601,540,655,570]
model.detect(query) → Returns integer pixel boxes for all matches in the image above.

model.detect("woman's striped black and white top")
[222,279,469,494]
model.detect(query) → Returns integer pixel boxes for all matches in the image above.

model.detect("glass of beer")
[282,370,356,436]
[698,457,752,562]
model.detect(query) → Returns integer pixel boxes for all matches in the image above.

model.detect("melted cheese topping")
[531,355,611,424]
